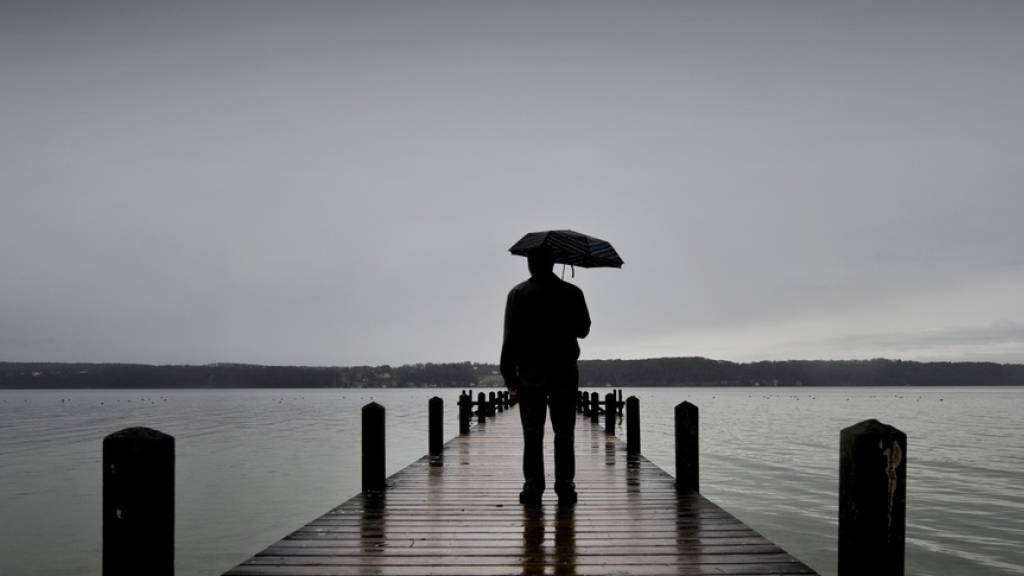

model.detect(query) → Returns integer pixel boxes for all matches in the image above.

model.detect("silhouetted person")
[501,247,590,504]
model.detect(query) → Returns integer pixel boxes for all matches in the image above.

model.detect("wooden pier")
[222,396,819,576]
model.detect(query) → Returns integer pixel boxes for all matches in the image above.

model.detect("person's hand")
[505,380,520,403]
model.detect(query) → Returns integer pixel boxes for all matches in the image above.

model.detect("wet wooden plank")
[224,401,820,576]
[226,561,815,569]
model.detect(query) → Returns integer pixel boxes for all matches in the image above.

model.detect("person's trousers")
[518,382,577,494]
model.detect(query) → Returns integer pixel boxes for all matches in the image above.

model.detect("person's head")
[526,247,554,277]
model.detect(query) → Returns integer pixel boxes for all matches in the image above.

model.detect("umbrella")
[509,229,624,269]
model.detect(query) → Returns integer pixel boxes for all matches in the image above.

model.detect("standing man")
[501,246,590,505]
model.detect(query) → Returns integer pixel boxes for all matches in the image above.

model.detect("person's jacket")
[500,271,590,389]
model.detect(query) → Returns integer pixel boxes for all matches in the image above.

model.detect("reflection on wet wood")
[224,399,819,576]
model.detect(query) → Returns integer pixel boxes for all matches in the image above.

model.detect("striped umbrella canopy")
[509,230,624,269]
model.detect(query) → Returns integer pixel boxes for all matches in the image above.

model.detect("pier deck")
[224,402,819,576]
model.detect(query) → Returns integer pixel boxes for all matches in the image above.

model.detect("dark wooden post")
[626,396,640,455]
[617,389,624,415]
[428,396,443,456]
[604,392,615,434]
[458,393,470,434]
[103,427,174,576]
[477,392,487,424]
[590,392,600,423]
[675,401,698,493]
[362,402,385,493]
[581,391,589,416]
[488,391,496,416]
[839,419,907,576]
[496,391,504,412]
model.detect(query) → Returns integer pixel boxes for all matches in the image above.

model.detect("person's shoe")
[519,490,543,505]
[555,481,577,505]
[556,490,577,505]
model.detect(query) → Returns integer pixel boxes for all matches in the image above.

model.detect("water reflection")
[674,491,711,567]
[553,506,577,576]
[520,505,577,576]
[604,434,617,467]
[359,494,386,566]
[521,505,545,574]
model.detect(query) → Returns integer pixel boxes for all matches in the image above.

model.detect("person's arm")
[500,289,521,392]
[575,287,591,339]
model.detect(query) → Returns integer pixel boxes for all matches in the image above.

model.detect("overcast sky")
[2,1,1022,366]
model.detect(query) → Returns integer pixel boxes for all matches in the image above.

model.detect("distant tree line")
[1,357,1022,389]
[578,357,1024,387]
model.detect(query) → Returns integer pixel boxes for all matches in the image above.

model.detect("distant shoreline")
[2,357,1022,389]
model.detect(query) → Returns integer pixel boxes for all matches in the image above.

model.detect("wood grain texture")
[224,398,819,576]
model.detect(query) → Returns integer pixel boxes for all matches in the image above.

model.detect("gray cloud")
[1,1,1022,364]
[790,322,1024,363]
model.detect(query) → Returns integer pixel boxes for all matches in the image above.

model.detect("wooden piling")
[488,391,496,416]
[458,393,470,435]
[675,401,699,493]
[626,396,640,455]
[477,392,487,424]
[604,392,615,434]
[103,426,174,576]
[362,402,385,493]
[428,397,443,456]
[581,391,590,416]
[839,419,906,576]
[590,392,600,423]
[617,389,624,415]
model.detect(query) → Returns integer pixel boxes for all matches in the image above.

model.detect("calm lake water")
[1,387,1022,576]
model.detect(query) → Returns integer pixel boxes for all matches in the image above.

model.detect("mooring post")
[626,396,640,455]
[604,392,615,434]
[581,391,589,416]
[103,427,174,576]
[617,389,624,415]
[590,392,600,423]
[362,402,385,493]
[488,391,496,416]
[428,396,443,456]
[458,393,470,435]
[675,401,698,493]
[839,419,906,576]
[496,391,504,412]
[477,392,487,424]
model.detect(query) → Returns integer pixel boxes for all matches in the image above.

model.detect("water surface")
[1,387,1021,575]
